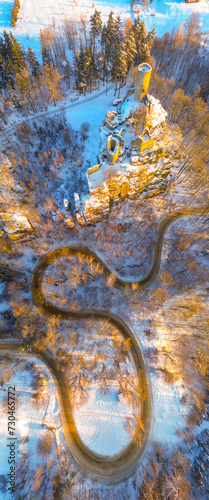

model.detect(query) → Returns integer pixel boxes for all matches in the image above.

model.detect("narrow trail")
[0,205,208,483]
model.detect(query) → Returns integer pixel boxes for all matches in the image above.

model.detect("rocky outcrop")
[71,63,172,226]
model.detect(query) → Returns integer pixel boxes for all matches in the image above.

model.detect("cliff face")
[73,78,176,226]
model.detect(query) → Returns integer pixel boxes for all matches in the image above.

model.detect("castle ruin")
[72,63,170,225]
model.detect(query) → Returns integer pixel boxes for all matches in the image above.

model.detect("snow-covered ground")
[65,87,123,167]
[150,375,187,444]
[0,0,208,495]
[0,354,61,499]
[0,0,209,53]
[0,205,208,495]
[145,0,209,36]
[74,383,133,455]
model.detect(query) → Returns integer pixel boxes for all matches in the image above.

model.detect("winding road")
[0,205,208,483]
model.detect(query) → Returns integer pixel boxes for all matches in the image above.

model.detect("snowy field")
[0,0,209,53]
[0,351,188,469]
[0,355,131,464]
[74,384,133,455]
[0,0,208,495]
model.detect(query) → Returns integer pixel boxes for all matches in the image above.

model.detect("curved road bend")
[1,205,209,482]
[32,205,209,292]
[31,204,209,480]
[0,329,152,484]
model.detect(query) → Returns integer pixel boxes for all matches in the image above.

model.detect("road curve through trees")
[0,205,209,483]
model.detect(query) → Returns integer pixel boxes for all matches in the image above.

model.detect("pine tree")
[111,44,127,97]
[62,59,72,90]
[9,32,26,73]
[74,43,87,94]
[132,18,154,65]
[0,49,8,89]
[40,28,54,66]
[101,11,125,89]
[8,85,21,108]
[27,46,40,77]
[90,9,102,54]
[101,11,115,63]
[125,31,137,73]
[0,34,15,88]
[15,68,36,112]
[85,45,98,92]
[96,49,105,85]
[0,32,26,90]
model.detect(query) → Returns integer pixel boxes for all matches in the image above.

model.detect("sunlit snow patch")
[74,384,134,456]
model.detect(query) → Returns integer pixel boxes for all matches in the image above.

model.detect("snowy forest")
[0,6,209,500]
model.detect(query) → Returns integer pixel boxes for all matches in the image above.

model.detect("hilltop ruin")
[73,64,173,225]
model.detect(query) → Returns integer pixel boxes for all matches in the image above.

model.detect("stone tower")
[134,63,152,103]
[106,135,120,164]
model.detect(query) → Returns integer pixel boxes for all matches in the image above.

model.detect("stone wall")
[107,136,120,164]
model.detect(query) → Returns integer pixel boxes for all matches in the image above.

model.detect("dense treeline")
[148,57,209,193]
[0,12,154,121]
[0,31,64,115]
[0,12,208,198]
[1,11,207,121]
[142,15,209,195]
[73,11,154,95]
